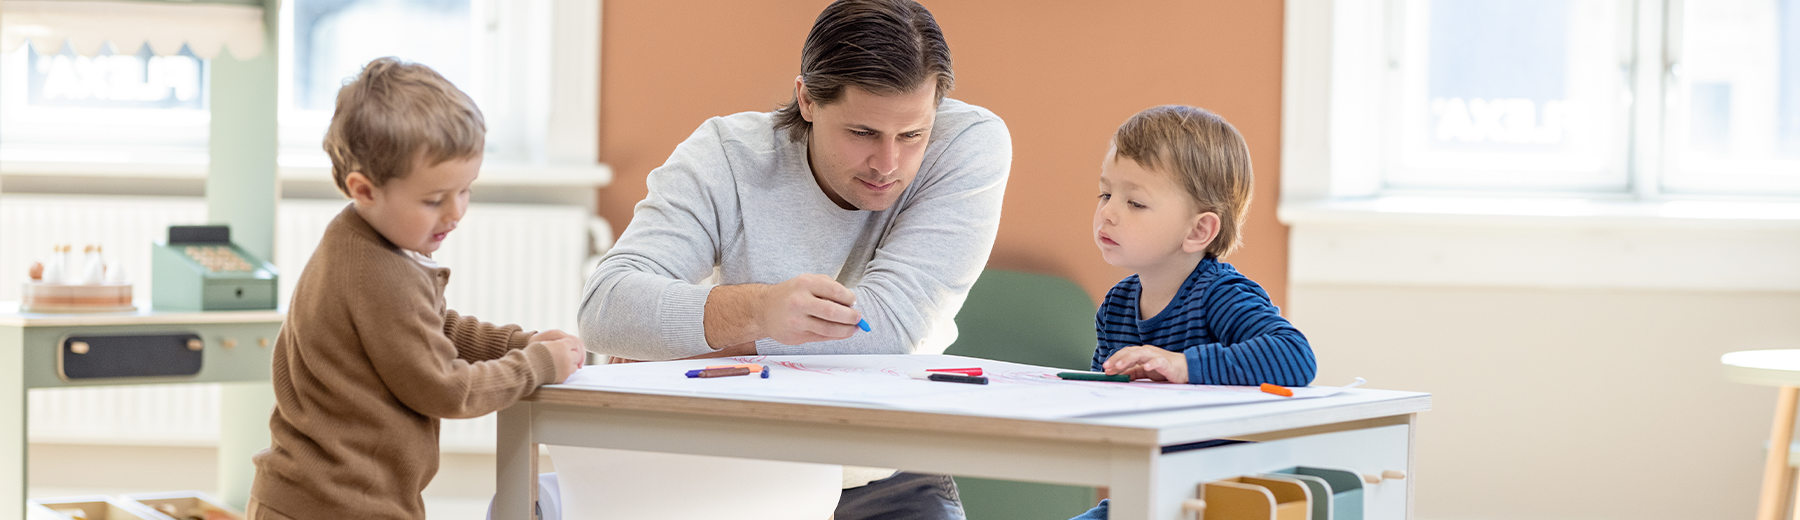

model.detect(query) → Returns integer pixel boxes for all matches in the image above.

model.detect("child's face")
[1093,154,1210,271]
[349,154,481,254]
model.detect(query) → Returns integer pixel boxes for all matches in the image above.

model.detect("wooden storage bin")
[1261,472,1332,520]
[28,496,162,520]
[121,491,242,520]
[1216,475,1317,518]
[1279,467,1366,520]
[1158,423,1412,519]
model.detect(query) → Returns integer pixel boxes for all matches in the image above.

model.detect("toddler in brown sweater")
[247,57,587,520]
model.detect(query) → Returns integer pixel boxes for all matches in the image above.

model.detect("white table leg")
[1107,445,1159,520]
[495,402,538,520]
[1,331,23,520]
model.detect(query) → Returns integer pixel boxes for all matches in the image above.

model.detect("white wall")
[1290,282,1800,520]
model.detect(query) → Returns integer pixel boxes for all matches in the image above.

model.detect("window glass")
[281,0,476,166]
[291,0,474,111]
[0,42,210,163]
[26,43,205,110]
[1664,0,1800,194]
[1387,0,1629,191]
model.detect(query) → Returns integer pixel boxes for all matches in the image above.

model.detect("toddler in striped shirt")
[1088,105,1316,387]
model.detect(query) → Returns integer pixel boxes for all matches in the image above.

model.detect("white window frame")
[0,0,606,193]
[1280,0,1800,293]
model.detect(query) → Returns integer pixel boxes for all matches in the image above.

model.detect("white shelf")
[0,159,612,189]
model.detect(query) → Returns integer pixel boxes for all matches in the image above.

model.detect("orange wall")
[597,0,1288,308]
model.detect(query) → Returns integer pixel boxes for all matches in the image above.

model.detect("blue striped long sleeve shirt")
[1091,258,1316,386]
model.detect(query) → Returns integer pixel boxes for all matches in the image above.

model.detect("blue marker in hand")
[857,319,871,332]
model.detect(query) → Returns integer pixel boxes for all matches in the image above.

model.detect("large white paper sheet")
[561,354,1354,420]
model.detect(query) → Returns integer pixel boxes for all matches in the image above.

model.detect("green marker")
[1057,371,1131,383]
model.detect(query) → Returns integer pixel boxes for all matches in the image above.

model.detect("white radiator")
[1,194,596,452]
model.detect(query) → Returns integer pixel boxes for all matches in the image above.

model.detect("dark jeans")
[835,472,966,520]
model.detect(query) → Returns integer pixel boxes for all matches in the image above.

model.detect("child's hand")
[1102,345,1189,384]
[531,329,574,343]
[542,336,586,383]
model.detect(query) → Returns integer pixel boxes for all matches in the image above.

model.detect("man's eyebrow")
[846,123,932,135]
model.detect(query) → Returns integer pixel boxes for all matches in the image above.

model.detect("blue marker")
[857,319,871,332]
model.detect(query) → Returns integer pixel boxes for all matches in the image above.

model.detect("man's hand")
[703,274,861,348]
[757,274,862,345]
[542,336,586,383]
[1102,345,1189,384]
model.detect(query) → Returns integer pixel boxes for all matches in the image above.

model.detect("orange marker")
[1260,383,1293,397]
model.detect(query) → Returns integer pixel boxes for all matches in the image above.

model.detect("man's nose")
[870,139,901,175]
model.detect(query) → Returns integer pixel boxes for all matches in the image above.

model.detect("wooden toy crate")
[28,496,163,520]
[121,491,242,520]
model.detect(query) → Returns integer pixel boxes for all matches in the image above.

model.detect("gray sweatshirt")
[579,99,1011,359]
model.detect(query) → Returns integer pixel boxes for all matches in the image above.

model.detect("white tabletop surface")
[1723,349,1800,387]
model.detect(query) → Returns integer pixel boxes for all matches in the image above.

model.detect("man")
[578,0,1009,517]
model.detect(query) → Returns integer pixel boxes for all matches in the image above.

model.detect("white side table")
[1722,349,1800,520]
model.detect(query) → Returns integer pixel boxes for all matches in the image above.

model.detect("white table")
[493,375,1429,520]
[1722,349,1800,520]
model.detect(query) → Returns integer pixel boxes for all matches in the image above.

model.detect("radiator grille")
[2,195,593,452]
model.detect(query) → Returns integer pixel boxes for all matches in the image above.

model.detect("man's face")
[799,80,937,211]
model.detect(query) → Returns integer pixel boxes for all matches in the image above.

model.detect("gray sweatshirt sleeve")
[757,118,1012,355]
[578,121,731,360]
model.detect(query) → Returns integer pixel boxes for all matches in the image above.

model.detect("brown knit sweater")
[252,205,558,519]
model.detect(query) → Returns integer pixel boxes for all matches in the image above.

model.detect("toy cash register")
[151,225,279,311]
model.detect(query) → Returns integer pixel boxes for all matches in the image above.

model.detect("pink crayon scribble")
[772,360,832,373]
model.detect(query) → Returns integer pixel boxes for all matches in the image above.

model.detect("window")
[0,42,210,165]
[279,0,485,168]
[1298,0,1800,199]
[1662,0,1800,194]
[1388,0,1631,192]
[0,0,595,175]
[279,0,584,170]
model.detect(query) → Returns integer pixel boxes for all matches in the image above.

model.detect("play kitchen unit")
[1,1,284,517]
[4,224,282,520]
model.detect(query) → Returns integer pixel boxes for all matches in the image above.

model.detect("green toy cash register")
[151,225,279,311]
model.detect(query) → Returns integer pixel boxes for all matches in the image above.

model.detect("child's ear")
[344,172,379,205]
[1183,212,1222,255]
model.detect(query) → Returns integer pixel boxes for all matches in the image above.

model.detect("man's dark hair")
[772,0,954,143]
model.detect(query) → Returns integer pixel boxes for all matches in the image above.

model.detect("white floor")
[27,443,548,519]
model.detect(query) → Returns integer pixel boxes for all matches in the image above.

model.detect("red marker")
[926,367,983,376]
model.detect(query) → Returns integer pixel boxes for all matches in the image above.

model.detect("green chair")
[944,269,1102,520]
